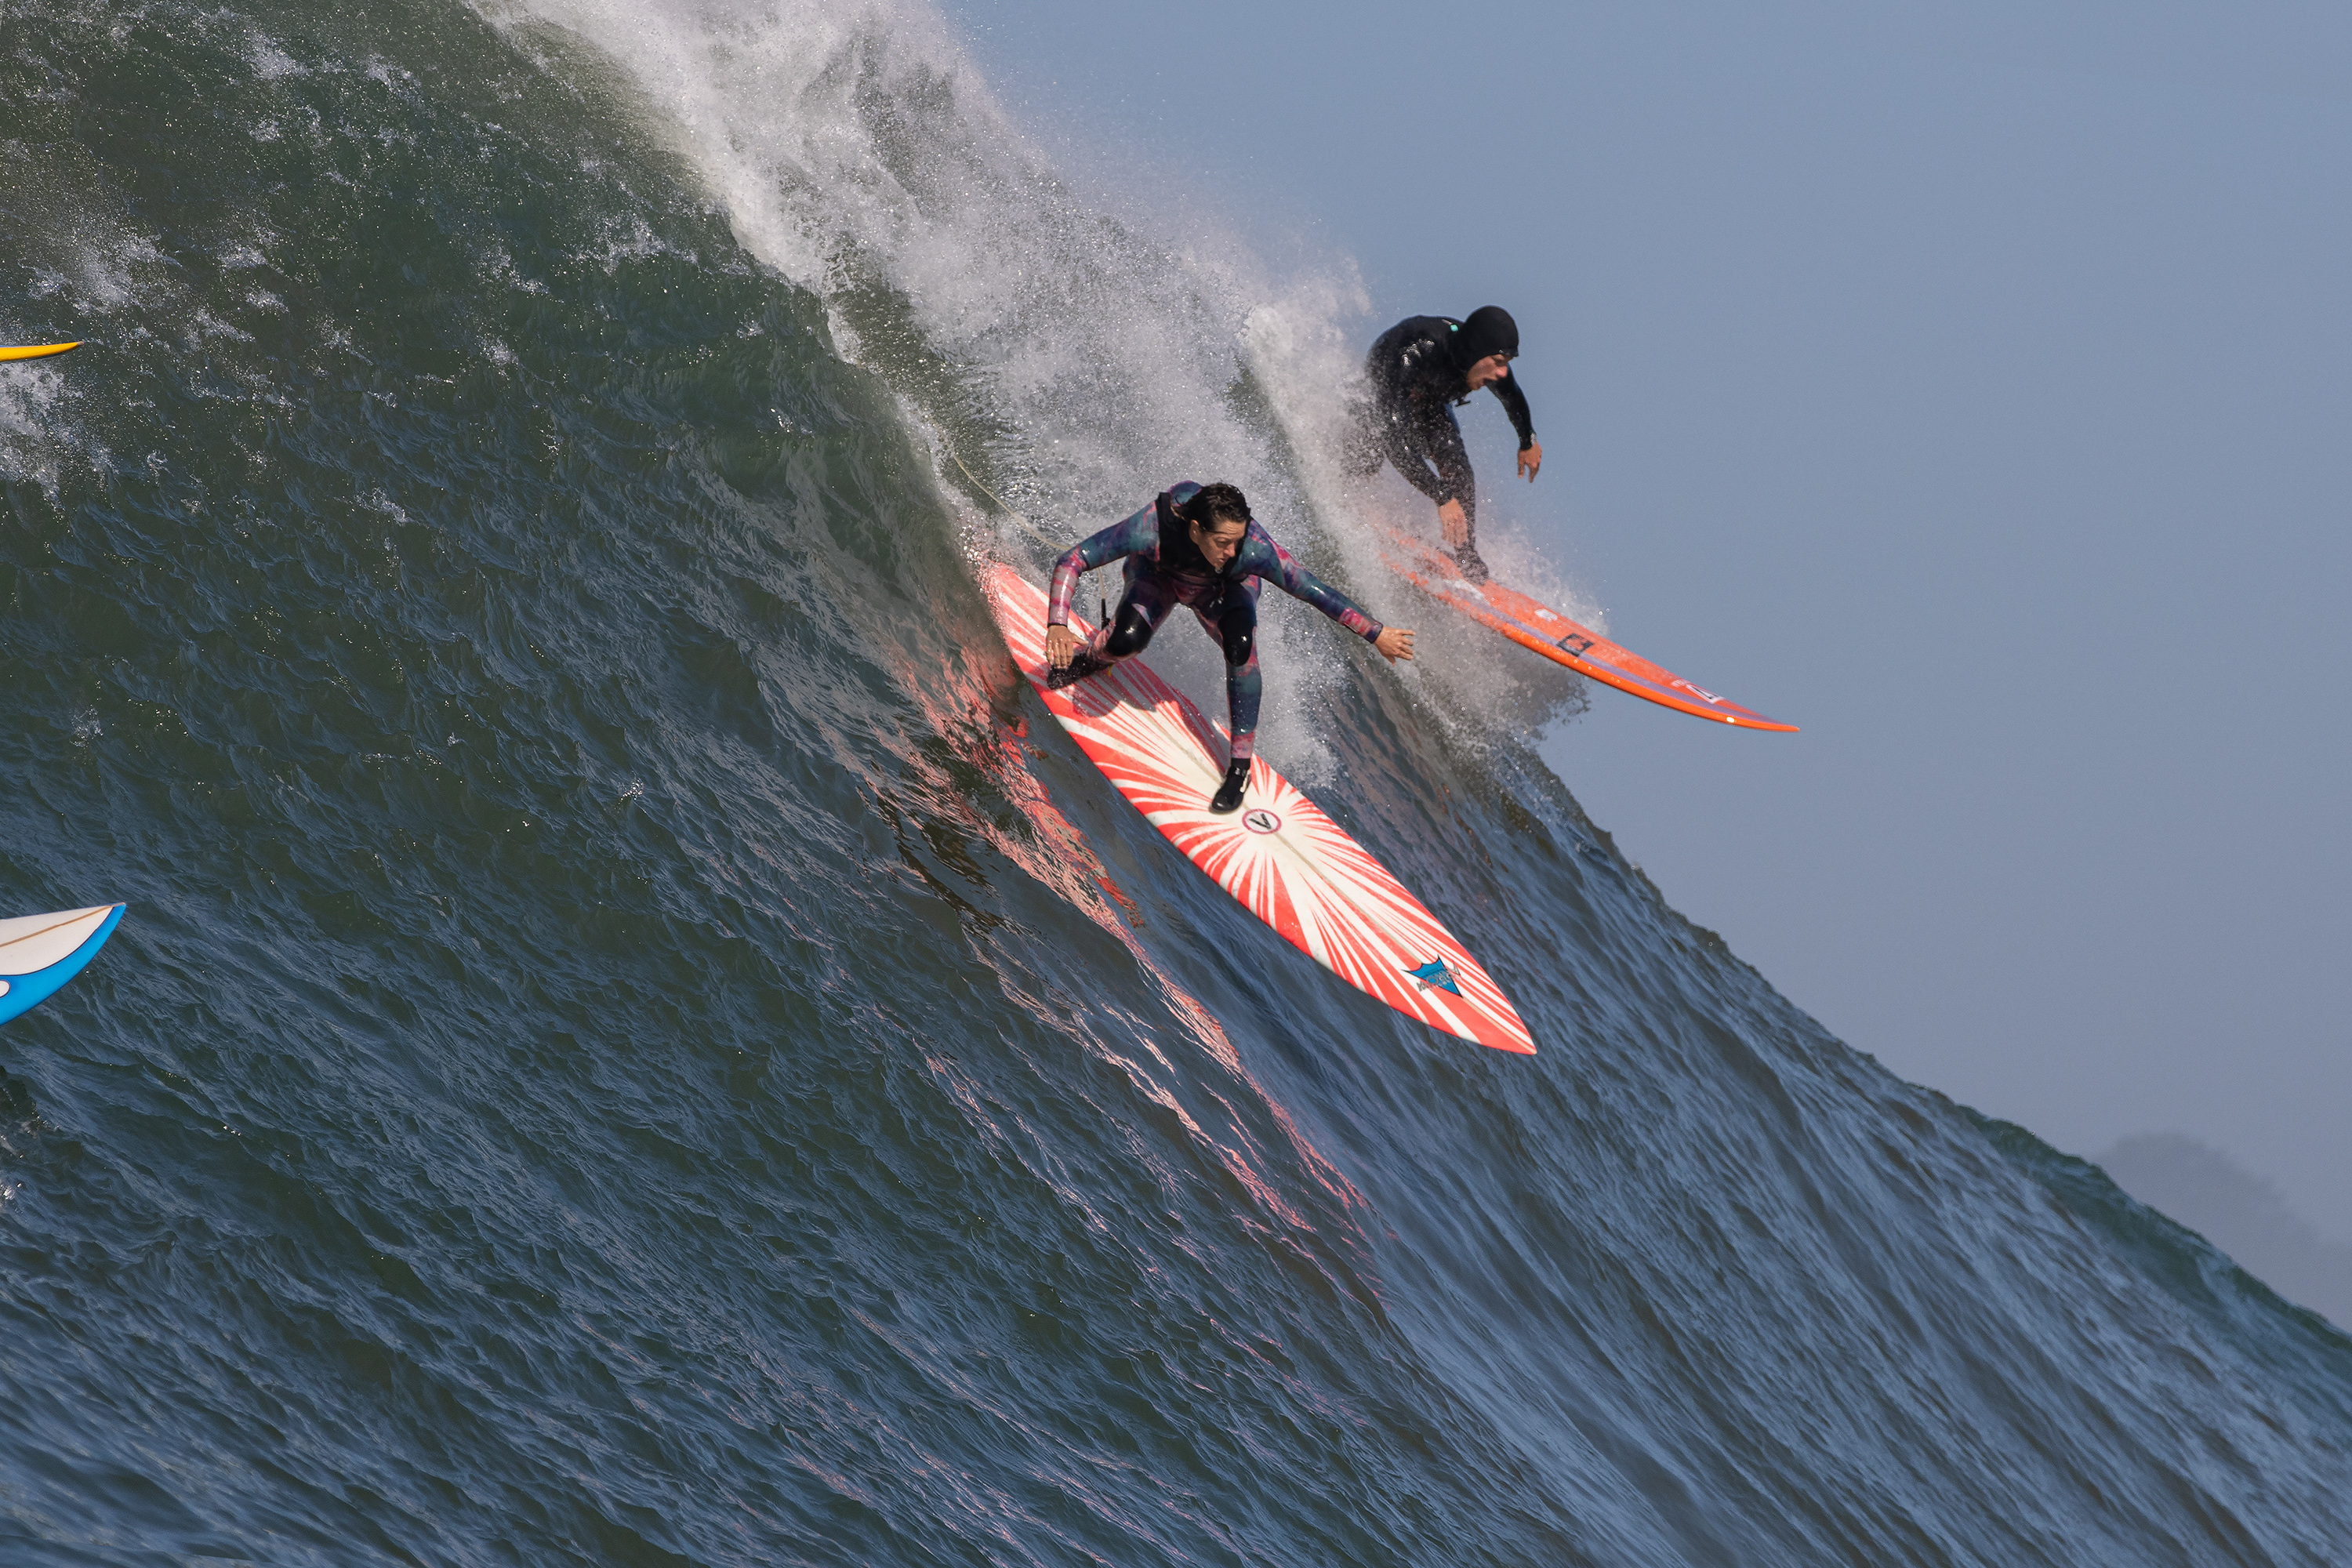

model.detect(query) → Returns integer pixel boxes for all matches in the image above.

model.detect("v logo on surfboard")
[1373,524,1798,732]
[985,563,1534,1054]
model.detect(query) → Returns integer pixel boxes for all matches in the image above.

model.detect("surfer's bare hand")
[1437,499,1469,546]
[1044,624,1080,669]
[1374,627,1416,664]
[1518,441,1543,481]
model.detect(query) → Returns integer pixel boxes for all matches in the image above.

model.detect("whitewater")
[2,1,2348,1563]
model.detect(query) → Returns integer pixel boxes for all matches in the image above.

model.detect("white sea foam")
[474,0,1593,775]
[244,31,307,82]
[0,365,72,497]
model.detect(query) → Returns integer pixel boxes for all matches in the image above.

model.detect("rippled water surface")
[4,2,2350,1563]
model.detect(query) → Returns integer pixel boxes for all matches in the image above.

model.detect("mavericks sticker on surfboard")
[1375,524,1796,732]
[984,564,1533,1054]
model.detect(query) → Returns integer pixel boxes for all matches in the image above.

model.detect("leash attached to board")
[949,448,1058,554]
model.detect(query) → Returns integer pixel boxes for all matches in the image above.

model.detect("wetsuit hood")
[1454,305,1519,367]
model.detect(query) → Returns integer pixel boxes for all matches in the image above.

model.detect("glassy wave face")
[2,2,2347,1563]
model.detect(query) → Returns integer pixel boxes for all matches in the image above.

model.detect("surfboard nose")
[0,903,127,1026]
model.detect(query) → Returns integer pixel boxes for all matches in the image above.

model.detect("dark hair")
[1181,481,1252,531]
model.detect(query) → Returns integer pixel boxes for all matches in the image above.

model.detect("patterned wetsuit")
[1048,483,1383,765]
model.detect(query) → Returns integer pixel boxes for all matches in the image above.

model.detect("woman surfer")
[1044,481,1416,813]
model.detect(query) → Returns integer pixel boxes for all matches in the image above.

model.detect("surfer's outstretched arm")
[1241,531,1416,664]
[1489,368,1541,481]
[1047,501,1156,625]
[1044,500,1160,667]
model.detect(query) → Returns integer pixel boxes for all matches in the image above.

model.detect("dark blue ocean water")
[4,2,2350,1563]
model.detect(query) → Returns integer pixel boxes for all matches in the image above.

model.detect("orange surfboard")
[1376,526,1797,732]
[0,343,81,362]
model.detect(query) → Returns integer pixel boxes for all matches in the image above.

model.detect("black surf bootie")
[1209,757,1251,815]
[1044,649,1112,690]
[1452,543,1491,585]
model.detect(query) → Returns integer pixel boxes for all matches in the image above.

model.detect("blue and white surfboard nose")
[0,904,125,1027]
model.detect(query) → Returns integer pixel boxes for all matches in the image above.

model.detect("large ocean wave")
[2,1,2347,1563]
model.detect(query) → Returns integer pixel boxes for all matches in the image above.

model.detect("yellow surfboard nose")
[0,341,82,362]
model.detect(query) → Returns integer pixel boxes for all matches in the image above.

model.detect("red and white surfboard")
[985,563,1534,1054]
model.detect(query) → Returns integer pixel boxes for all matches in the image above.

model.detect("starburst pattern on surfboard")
[985,563,1534,1054]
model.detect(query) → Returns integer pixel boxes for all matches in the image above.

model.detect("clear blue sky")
[941,0,2352,1228]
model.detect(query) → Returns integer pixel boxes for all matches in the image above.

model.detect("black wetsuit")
[1352,314,1535,540]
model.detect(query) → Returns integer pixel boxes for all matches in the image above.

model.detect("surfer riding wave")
[1344,306,1541,584]
[1044,482,1416,813]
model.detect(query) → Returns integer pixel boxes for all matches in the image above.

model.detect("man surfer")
[1044,481,1416,814]
[1348,305,1541,583]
